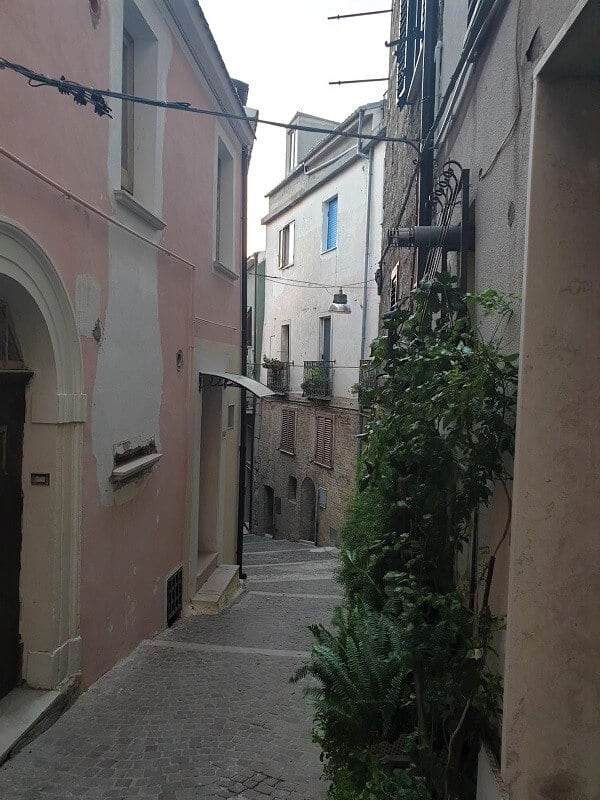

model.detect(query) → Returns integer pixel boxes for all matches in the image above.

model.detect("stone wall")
[252,397,359,546]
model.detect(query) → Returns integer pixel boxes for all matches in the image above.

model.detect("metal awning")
[199,371,274,398]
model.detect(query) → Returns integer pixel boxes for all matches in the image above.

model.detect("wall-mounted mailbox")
[31,473,50,486]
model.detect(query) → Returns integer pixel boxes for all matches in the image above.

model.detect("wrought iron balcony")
[265,362,290,394]
[358,359,377,407]
[302,361,333,400]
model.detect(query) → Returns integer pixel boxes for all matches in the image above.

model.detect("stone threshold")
[0,679,78,765]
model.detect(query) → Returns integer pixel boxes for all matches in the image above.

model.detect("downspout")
[247,252,258,535]
[417,0,438,282]
[357,111,375,449]
[236,146,249,579]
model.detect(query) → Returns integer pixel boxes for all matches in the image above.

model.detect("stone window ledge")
[113,190,165,231]
[111,452,162,482]
[213,260,239,282]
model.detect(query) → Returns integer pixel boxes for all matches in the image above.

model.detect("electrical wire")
[0,56,421,150]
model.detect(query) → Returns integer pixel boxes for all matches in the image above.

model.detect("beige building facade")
[379,0,600,797]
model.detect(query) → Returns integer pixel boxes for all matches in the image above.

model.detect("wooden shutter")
[280,408,296,454]
[315,415,334,468]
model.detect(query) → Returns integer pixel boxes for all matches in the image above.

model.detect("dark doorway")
[264,485,275,536]
[299,477,316,542]
[0,374,27,699]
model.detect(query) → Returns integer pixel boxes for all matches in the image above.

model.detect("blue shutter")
[326,197,338,250]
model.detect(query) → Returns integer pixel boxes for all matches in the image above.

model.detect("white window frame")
[278,221,295,269]
[214,135,236,275]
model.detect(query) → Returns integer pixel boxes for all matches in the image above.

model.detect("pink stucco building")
[0,0,256,708]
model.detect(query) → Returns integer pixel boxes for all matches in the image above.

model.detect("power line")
[328,10,392,19]
[0,56,421,150]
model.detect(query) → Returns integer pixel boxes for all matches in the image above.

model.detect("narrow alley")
[0,536,341,800]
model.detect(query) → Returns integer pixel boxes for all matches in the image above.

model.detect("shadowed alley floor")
[0,535,341,800]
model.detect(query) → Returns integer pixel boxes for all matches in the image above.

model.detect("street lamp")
[328,287,351,314]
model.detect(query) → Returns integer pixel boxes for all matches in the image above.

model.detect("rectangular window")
[215,139,234,271]
[315,415,334,469]
[121,30,135,192]
[246,307,253,347]
[280,408,296,455]
[323,196,338,251]
[281,324,290,364]
[319,316,331,362]
[390,263,399,310]
[227,404,235,429]
[286,129,298,173]
[278,221,295,268]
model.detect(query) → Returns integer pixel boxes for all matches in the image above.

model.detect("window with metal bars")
[166,566,182,627]
[280,408,296,455]
[395,0,424,109]
[315,415,334,469]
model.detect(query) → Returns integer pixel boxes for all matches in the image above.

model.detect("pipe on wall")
[236,145,249,579]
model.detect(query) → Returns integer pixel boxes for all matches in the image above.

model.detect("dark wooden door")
[0,378,26,699]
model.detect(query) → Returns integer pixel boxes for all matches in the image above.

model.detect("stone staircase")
[186,552,241,615]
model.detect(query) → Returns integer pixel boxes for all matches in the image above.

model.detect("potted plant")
[262,355,285,370]
[301,363,330,397]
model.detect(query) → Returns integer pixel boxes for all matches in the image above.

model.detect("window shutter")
[280,408,296,454]
[396,0,422,110]
[289,220,295,264]
[315,415,334,468]
[326,197,338,250]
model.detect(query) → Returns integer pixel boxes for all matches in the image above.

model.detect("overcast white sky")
[200,1,391,254]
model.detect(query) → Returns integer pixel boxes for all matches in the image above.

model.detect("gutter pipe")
[236,145,249,580]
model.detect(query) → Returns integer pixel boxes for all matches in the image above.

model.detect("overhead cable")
[0,56,420,149]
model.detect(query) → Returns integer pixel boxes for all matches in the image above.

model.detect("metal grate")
[302,361,333,399]
[166,566,183,627]
[266,363,290,394]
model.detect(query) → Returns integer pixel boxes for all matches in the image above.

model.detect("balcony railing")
[302,360,333,400]
[265,362,290,394]
[358,359,377,407]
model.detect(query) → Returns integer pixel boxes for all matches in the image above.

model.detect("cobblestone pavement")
[0,535,341,800]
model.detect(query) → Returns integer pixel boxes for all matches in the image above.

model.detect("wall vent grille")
[166,566,183,627]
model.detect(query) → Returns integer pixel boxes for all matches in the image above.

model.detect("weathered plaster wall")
[253,398,357,546]
[0,0,247,687]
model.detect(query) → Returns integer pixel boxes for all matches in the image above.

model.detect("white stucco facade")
[261,103,385,400]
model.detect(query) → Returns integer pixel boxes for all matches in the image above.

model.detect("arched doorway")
[299,477,316,543]
[0,221,83,692]
[0,304,31,698]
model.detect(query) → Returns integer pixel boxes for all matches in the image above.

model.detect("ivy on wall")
[295,275,519,799]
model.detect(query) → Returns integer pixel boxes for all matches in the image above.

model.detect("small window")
[315,415,334,468]
[246,307,253,347]
[278,221,295,269]
[390,263,399,311]
[121,29,135,192]
[280,408,296,455]
[323,196,338,252]
[281,324,290,364]
[215,139,235,271]
[286,129,298,173]
[227,404,235,429]
[288,476,297,501]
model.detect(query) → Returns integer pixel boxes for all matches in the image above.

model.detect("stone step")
[188,565,241,615]
[196,551,218,592]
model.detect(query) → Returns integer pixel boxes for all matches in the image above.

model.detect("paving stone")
[0,535,333,799]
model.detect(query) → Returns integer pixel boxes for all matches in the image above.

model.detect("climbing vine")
[295,275,519,799]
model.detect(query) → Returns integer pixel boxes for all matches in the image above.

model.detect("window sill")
[279,448,295,456]
[279,262,294,270]
[111,452,163,482]
[321,246,337,255]
[213,260,239,282]
[114,190,166,231]
[314,460,334,470]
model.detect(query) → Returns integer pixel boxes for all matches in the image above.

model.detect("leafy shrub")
[298,276,518,800]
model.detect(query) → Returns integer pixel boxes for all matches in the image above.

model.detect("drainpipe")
[417,0,438,282]
[236,146,249,579]
[357,109,376,450]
